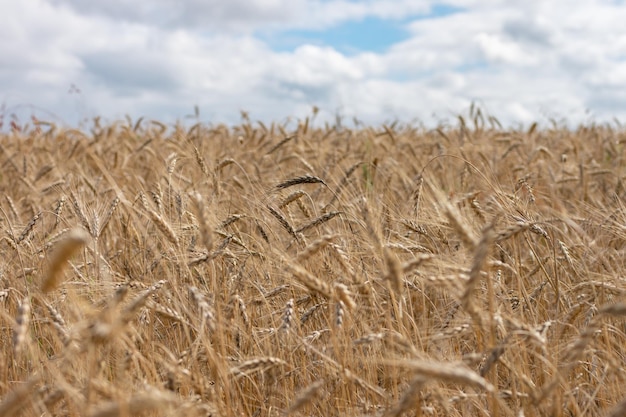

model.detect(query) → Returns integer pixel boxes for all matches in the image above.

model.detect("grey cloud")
[584,72,626,115]
[262,78,336,103]
[586,90,626,114]
[46,0,300,32]
[45,0,429,32]
[503,17,553,46]
[80,52,180,95]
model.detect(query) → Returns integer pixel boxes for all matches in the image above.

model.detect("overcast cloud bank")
[2,0,626,128]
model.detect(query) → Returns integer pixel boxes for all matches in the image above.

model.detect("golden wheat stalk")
[285,262,332,298]
[190,192,213,252]
[229,357,287,379]
[147,209,179,249]
[383,376,426,417]
[41,228,89,293]
[285,379,325,415]
[0,377,38,416]
[461,223,494,310]
[385,358,494,392]
[384,247,403,295]
[88,390,178,417]
[13,297,31,355]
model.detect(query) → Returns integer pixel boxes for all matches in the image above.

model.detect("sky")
[2,0,626,129]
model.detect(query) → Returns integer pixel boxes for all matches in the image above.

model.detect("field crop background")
[2,109,626,417]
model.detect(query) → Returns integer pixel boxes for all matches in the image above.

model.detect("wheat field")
[1,111,626,417]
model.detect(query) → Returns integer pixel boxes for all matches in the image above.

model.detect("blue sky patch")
[268,17,410,54]
[262,4,464,54]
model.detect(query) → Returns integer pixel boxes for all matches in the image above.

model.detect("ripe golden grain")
[190,192,213,252]
[147,209,179,249]
[285,262,332,298]
[286,379,325,415]
[0,377,38,416]
[3,117,626,416]
[386,359,495,392]
[41,228,89,293]
[13,297,31,354]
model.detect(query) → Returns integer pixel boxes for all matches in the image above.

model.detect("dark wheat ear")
[15,211,42,244]
[295,211,341,234]
[323,161,361,210]
[266,135,295,155]
[275,174,326,190]
[267,205,298,241]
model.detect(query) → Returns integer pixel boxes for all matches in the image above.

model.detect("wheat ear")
[41,228,89,293]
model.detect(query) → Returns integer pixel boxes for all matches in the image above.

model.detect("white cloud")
[2,0,626,128]
[475,32,539,66]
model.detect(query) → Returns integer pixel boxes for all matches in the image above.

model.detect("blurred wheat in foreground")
[2,113,626,417]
